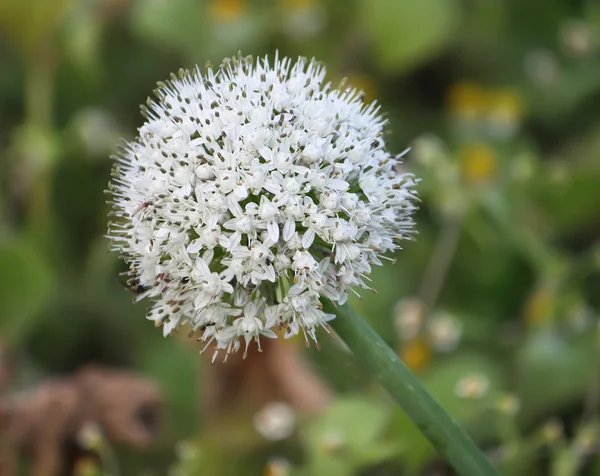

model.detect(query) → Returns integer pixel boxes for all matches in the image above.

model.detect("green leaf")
[131,0,207,59]
[535,166,600,239]
[62,7,103,77]
[131,0,269,64]
[358,0,461,73]
[517,328,596,424]
[0,236,53,338]
[304,397,393,474]
[136,337,201,436]
[551,447,579,476]
[524,63,600,123]
[390,409,433,474]
[423,353,506,423]
[314,398,389,449]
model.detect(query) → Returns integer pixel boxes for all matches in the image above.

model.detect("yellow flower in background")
[400,338,431,373]
[280,0,318,8]
[486,89,523,139]
[447,82,487,120]
[73,457,102,476]
[487,90,523,122]
[448,82,524,139]
[209,0,246,22]
[264,457,292,476]
[0,0,72,56]
[524,285,556,326]
[460,143,498,184]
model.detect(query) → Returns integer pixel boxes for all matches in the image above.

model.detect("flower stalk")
[324,301,499,476]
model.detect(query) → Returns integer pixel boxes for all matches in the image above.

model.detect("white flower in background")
[496,393,520,417]
[393,297,426,341]
[321,429,345,454]
[73,108,120,157]
[107,54,417,360]
[454,373,490,400]
[411,133,447,168]
[253,401,296,441]
[523,49,560,87]
[174,441,198,463]
[574,425,599,457]
[427,311,462,352]
[541,419,563,445]
[283,2,327,41]
[76,421,104,450]
[560,20,596,58]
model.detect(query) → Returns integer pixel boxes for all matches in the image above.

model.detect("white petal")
[283,219,296,242]
[187,240,203,254]
[327,178,350,191]
[302,229,315,248]
[227,196,244,217]
[267,221,280,243]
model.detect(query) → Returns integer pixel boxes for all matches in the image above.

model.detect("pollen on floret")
[107,53,418,361]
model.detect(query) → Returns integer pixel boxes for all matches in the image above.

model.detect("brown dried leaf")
[0,366,163,476]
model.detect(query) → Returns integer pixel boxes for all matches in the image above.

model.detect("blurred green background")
[1,0,600,474]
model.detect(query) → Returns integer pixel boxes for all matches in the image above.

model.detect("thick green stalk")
[324,301,498,476]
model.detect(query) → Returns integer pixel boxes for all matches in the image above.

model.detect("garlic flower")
[107,55,417,360]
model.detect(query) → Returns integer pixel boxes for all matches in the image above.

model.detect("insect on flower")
[125,278,148,295]
[132,200,153,217]
[107,54,418,362]
[120,267,149,295]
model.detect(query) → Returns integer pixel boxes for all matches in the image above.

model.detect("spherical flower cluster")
[108,55,417,361]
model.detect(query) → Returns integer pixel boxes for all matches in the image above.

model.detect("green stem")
[23,44,57,253]
[99,443,121,476]
[25,46,55,131]
[419,212,463,309]
[324,301,499,476]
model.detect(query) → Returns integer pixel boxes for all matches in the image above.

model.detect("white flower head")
[107,54,418,361]
[253,401,296,441]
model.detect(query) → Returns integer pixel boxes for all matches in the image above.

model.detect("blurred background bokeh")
[0,0,600,474]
